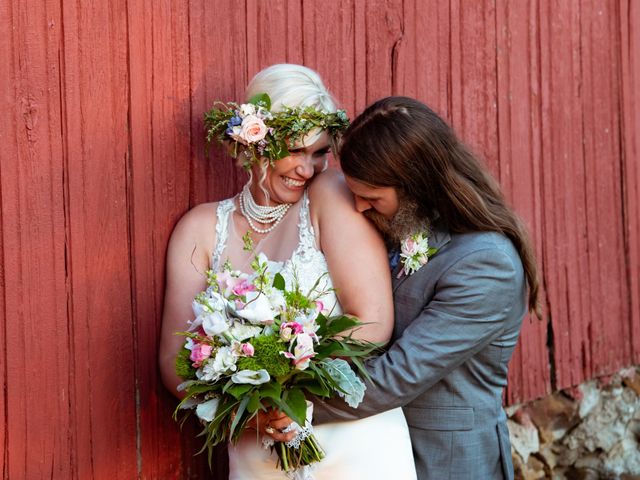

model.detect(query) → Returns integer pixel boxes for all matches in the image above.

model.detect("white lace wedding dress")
[212,191,417,480]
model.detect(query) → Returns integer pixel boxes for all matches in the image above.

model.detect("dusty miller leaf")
[319,358,366,408]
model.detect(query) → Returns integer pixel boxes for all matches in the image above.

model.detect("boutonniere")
[398,231,439,277]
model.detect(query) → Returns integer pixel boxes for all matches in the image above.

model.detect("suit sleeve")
[313,247,522,423]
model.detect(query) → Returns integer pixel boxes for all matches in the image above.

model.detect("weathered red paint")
[1,1,639,478]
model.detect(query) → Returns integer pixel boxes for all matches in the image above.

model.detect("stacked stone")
[507,366,640,479]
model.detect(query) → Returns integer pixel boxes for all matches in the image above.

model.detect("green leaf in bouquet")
[229,395,250,438]
[313,341,347,360]
[297,380,331,397]
[273,272,286,291]
[259,380,282,401]
[224,382,254,399]
[247,391,263,413]
[268,388,306,426]
[180,382,222,404]
[319,358,366,408]
[318,315,360,338]
[349,356,372,382]
[285,388,307,425]
[315,312,328,331]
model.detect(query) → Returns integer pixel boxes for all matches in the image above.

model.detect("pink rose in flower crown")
[190,343,213,367]
[238,115,268,144]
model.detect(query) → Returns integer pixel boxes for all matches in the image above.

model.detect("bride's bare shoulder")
[169,201,222,250]
[308,168,352,205]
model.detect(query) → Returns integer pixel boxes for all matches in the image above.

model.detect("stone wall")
[507,366,640,479]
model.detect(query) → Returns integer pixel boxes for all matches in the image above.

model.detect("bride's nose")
[295,156,315,179]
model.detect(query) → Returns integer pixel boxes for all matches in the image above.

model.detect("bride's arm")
[308,169,394,344]
[158,203,216,397]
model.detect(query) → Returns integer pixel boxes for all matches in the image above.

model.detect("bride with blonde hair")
[159,64,416,479]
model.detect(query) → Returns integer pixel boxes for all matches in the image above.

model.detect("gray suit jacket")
[313,224,527,479]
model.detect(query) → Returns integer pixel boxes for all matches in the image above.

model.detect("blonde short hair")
[246,64,337,114]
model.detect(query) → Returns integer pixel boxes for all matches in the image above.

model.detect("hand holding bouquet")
[174,251,377,473]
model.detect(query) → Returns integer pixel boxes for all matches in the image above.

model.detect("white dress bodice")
[213,191,341,316]
[212,191,416,480]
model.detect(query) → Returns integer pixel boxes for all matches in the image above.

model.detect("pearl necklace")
[239,185,292,234]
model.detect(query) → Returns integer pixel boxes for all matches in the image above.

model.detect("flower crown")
[204,93,350,169]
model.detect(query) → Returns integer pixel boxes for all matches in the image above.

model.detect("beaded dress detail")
[213,191,340,316]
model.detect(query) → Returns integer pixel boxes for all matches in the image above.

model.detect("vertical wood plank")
[537,0,589,389]
[578,0,629,376]
[362,0,404,105]
[59,1,137,477]
[300,0,357,166]
[449,0,499,174]
[246,0,302,79]
[190,0,248,206]
[0,1,71,477]
[621,0,640,364]
[394,0,451,115]
[301,1,357,115]
[127,0,194,478]
[496,0,551,403]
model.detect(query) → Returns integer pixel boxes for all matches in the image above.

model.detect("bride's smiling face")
[252,131,331,205]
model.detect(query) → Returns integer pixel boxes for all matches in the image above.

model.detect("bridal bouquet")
[174,247,376,473]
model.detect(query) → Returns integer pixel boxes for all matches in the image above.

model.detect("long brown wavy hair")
[340,96,540,316]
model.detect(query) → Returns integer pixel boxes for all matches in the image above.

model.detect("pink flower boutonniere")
[398,231,439,277]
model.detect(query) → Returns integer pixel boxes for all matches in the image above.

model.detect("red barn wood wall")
[1,0,638,478]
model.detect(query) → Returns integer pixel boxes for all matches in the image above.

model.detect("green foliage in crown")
[204,93,350,169]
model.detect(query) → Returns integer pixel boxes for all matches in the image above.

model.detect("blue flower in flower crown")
[228,115,242,127]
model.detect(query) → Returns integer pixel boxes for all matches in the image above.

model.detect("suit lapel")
[392,222,451,293]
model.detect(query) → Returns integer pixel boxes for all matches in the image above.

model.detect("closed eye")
[313,148,330,157]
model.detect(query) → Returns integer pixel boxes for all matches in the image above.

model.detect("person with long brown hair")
[271,96,539,479]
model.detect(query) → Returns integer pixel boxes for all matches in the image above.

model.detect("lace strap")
[212,199,236,271]
[297,190,318,250]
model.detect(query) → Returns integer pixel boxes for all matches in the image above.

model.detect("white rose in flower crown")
[239,103,256,117]
[239,115,268,144]
[235,291,276,324]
